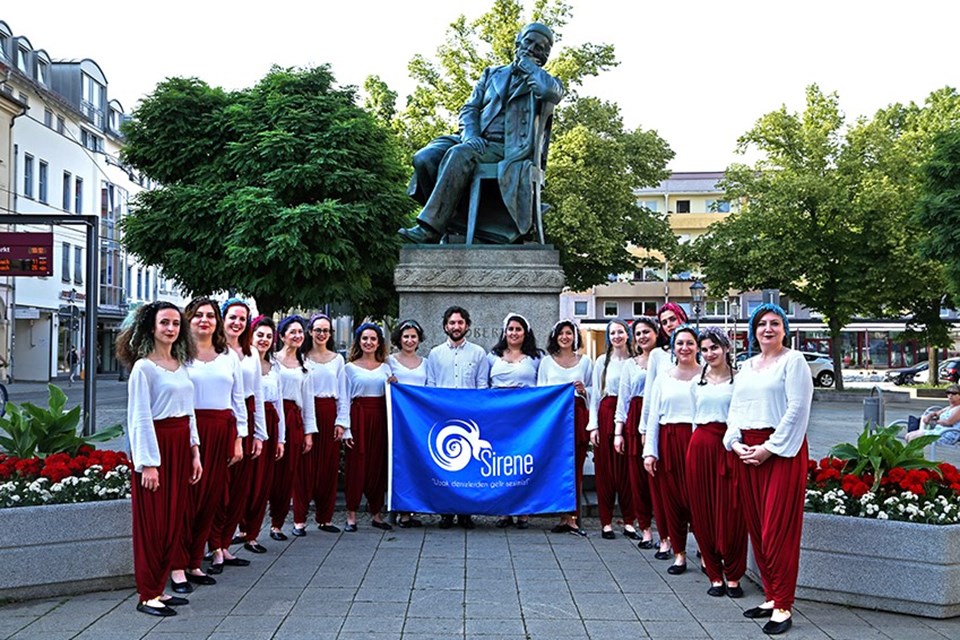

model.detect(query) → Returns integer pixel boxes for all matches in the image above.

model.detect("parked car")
[735,351,835,387]
[884,362,929,386]
[911,358,960,384]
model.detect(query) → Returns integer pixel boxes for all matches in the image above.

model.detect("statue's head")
[515,22,554,67]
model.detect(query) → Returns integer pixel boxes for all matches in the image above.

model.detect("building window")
[633,300,657,317]
[637,199,659,212]
[16,47,28,74]
[136,269,143,299]
[23,153,33,198]
[37,60,47,85]
[75,177,83,213]
[38,160,48,203]
[43,109,53,128]
[80,129,103,153]
[74,247,83,285]
[675,200,691,214]
[81,73,105,128]
[706,199,731,213]
[573,300,588,317]
[62,242,71,282]
[703,300,726,317]
[62,172,72,211]
[603,301,618,317]
[57,116,65,134]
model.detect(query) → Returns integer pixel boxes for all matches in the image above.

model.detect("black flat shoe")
[569,527,587,537]
[496,516,514,529]
[170,579,193,594]
[622,529,640,540]
[601,530,616,540]
[319,524,341,533]
[344,522,358,532]
[763,618,792,635]
[291,526,306,537]
[727,585,745,599]
[551,523,572,533]
[707,585,726,597]
[269,530,287,541]
[244,542,267,554]
[666,563,687,575]
[159,596,189,607]
[207,562,224,575]
[637,539,655,549]
[185,573,216,586]
[371,520,393,531]
[654,550,671,560]
[223,557,250,567]
[438,515,454,529]
[398,518,422,529]
[515,519,529,530]
[743,606,774,619]
[231,534,247,546]
[458,515,475,529]
[137,602,176,617]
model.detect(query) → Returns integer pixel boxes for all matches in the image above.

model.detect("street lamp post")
[730,298,741,362]
[690,279,705,330]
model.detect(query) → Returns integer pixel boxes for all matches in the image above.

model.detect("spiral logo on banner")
[428,419,492,472]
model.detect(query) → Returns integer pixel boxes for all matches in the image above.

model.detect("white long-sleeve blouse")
[187,350,248,437]
[260,362,287,444]
[304,354,351,429]
[723,349,813,457]
[276,361,318,435]
[238,352,268,441]
[536,354,592,401]
[126,359,199,473]
[642,372,696,460]
[614,358,649,426]
[587,355,628,431]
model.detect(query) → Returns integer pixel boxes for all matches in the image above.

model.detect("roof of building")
[636,171,725,195]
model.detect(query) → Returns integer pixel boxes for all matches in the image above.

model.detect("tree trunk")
[829,320,845,392]
[930,345,941,386]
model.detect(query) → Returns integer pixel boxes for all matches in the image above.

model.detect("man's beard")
[445,328,466,341]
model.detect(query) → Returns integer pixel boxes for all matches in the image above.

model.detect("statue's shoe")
[398,225,440,243]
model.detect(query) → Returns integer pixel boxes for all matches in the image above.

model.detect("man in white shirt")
[426,306,490,529]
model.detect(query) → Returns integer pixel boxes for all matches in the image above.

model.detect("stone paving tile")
[232,587,301,616]
[0,599,63,617]
[520,598,581,620]
[523,617,589,637]
[465,600,522,619]
[206,632,274,640]
[643,620,711,639]
[583,619,649,638]
[406,590,463,618]
[339,614,405,635]
[213,614,284,634]
[6,631,76,640]
[150,614,224,634]
[0,618,32,639]
[464,617,527,636]
[272,614,342,637]
[625,592,696,621]
[401,616,465,635]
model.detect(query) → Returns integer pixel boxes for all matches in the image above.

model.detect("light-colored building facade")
[0,19,187,381]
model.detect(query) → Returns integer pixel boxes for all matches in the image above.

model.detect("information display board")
[0,232,53,276]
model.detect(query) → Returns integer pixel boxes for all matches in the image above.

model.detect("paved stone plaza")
[1,385,959,639]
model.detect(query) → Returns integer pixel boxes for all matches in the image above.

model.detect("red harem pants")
[179,408,235,570]
[594,395,634,527]
[624,396,653,530]
[345,396,388,515]
[740,428,808,611]
[649,422,692,555]
[209,396,257,550]
[312,397,340,524]
[241,401,280,542]
[685,422,747,583]
[573,396,589,519]
[132,416,191,601]
[269,400,304,529]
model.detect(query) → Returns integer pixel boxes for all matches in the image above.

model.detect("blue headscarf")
[354,322,384,341]
[277,315,306,340]
[747,303,790,356]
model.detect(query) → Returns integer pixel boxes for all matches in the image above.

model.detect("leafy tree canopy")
[121,66,415,317]
[365,0,675,289]
[693,85,959,389]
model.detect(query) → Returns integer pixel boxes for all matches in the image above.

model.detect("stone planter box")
[748,512,960,618]
[0,500,133,600]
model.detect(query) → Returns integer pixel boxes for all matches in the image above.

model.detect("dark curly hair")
[491,315,542,359]
[391,319,424,350]
[185,297,228,354]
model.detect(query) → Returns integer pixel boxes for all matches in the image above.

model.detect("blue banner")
[387,384,575,515]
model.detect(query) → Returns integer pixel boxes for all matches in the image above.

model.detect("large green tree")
[121,66,415,318]
[368,0,675,288]
[694,85,956,390]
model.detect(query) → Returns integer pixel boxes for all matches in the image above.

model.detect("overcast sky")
[3,1,957,171]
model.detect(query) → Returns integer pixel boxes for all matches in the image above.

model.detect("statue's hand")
[463,136,487,154]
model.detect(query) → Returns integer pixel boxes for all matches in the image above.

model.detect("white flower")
[877,511,889,520]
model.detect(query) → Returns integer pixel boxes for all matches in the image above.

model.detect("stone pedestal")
[395,246,565,351]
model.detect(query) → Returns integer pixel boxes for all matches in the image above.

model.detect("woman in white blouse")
[119,302,201,617]
[724,304,812,635]
[269,316,315,540]
[344,323,393,531]
[643,325,699,575]
[175,298,247,589]
[685,327,746,598]
[237,316,286,554]
[588,319,635,540]
[388,319,427,528]
[613,317,659,548]
[303,314,350,534]
[538,319,592,536]
[489,314,542,530]
[207,299,267,571]
[638,303,687,558]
